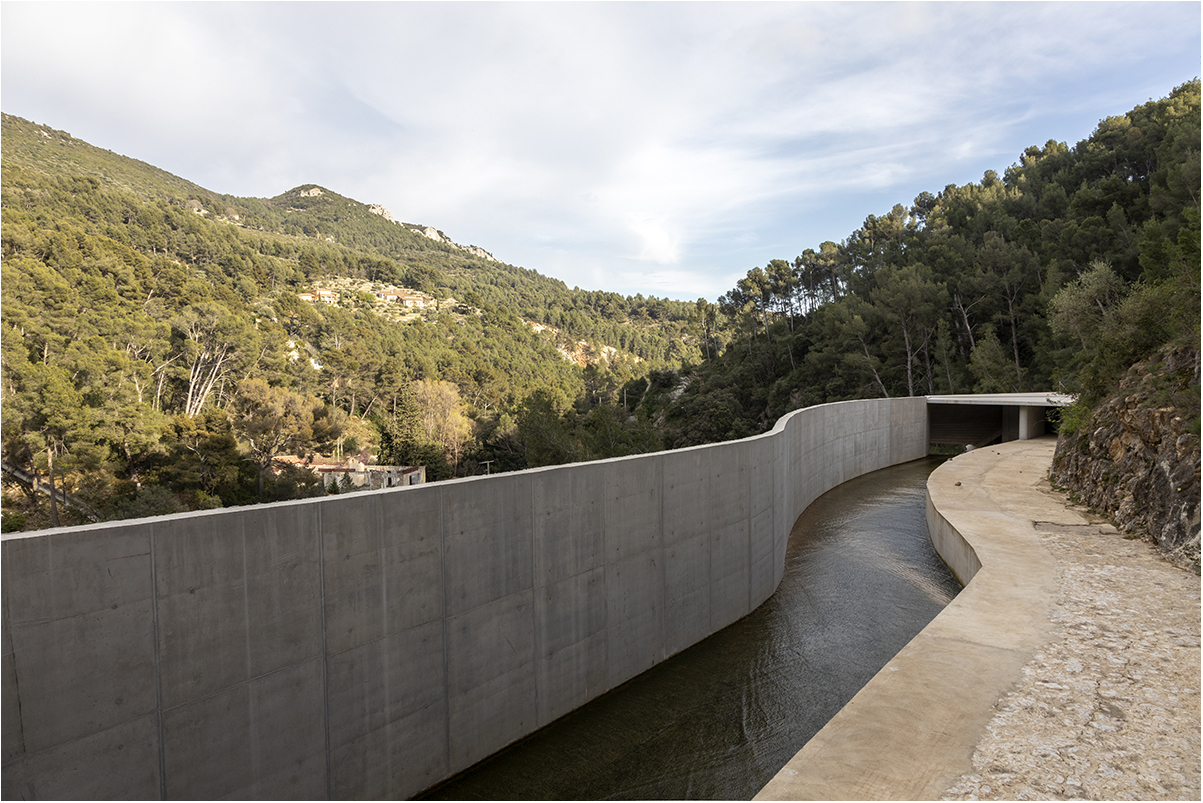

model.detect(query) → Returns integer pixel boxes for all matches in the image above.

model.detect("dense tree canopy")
[646,81,1200,449]
[1,80,1198,530]
[0,114,689,528]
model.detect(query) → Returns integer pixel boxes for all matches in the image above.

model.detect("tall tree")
[413,379,473,475]
[228,378,343,496]
[869,264,948,396]
[172,303,254,417]
[4,362,91,526]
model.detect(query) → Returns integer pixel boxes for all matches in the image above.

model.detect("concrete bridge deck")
[926,392,1074,446]
[756,437,1200,800]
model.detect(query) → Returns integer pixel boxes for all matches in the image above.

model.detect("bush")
[1054,400,1093,436]
[1,509,28,533]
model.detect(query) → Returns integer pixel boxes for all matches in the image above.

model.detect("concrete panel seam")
[4,577,28,761]
[529,473,539,724]
[241,532,252,701]
[373,495,392,790]
[150,522,166,800]
[438,485,451,781]
[746,446,755,614]
[317,503,332,801]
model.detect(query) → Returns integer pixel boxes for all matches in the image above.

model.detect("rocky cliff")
[364,203,499,262]
[1050,345,1201,572]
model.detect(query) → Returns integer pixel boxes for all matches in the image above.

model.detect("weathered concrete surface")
[2,396,928,800]
[755,437,1200,801]
[942,511,1201,799]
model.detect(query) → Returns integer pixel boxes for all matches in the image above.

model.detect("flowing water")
[422,456,960,800]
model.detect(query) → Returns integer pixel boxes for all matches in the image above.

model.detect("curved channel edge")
[755,436,1074,801]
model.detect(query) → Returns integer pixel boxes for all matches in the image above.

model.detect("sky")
[2,2,1199,301]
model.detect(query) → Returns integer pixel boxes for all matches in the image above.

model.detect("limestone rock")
[1051,345,1200,572]
[409,226,498,261]
[464,244,497,262]
[367,204,395,223]
[419,225,450,244]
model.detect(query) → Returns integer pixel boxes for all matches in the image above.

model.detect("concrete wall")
[925,492,983,587]
[755,438,1063,801]
[2,397,928,800]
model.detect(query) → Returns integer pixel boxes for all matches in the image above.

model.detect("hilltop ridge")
[1,115,491,261]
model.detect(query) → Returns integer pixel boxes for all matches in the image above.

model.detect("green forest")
[651,81,1200,450]
[1,80,1198,532]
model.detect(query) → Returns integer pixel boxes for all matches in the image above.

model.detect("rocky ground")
[943,492,1200,801]
[1051,344,1200,572]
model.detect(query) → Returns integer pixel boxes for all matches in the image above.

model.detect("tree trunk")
[46,450,60,528]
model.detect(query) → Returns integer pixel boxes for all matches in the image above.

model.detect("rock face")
[463,244,497,262]
[1050,345,1201,572]
[328,195,501,262]
[409,225,497,261]
[367,204,395,223]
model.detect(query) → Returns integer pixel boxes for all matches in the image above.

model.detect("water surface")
[423,456,959,800]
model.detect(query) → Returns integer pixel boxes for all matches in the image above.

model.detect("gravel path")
[943,493,1201,801]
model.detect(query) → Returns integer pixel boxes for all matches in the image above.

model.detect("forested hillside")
[0,114,693,529]
[2,80,1198,534]
[644,81,1199,451]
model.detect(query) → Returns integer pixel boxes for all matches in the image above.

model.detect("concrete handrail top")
[756,436,1079,801]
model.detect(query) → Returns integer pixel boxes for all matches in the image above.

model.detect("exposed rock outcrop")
[367,203,395,223]
[418,225,451,244]
[319,194,500,262]
[406,225,497,261]
[1050,345,1201,572]
[463,244,497,262]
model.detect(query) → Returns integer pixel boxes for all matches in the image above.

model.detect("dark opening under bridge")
[1,393,1072,800]
[927,392,1074,448]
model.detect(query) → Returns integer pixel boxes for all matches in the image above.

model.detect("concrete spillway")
[3,397,931,799]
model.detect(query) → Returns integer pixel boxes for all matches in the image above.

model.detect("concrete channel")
[4,395,1072,800]
[3,398,929,799]
[756,437,1081,800]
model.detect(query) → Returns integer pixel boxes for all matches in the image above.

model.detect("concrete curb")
[756,437,1077,800]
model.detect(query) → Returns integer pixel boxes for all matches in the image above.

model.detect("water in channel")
[421,456,961,800]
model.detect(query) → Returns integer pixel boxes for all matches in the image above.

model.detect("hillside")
[0,114,698,363]
[0,113,689,529]
[636,80,1200,565]
[2,80,1199,539]
[639,80,1199,449]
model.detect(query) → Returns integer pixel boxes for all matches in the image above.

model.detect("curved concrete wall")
[2,397,928,800]
[755,438,1063,801]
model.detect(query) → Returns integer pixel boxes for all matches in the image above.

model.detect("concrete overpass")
[2,393,1071,799]
[927,392,1075,448]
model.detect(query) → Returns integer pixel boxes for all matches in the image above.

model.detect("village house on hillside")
[297,285,433,309]
[372,289,431,308]
[275,455,426,490]
[297,289,338,304]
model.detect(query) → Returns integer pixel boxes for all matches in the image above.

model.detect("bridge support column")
[1018,405,1046,440]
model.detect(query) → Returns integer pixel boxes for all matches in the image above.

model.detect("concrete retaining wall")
[2,397,928,800]
[925,493,983,586]
[755,438,1063,801]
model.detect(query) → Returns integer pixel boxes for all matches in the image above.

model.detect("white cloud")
[2,1,1198,299]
